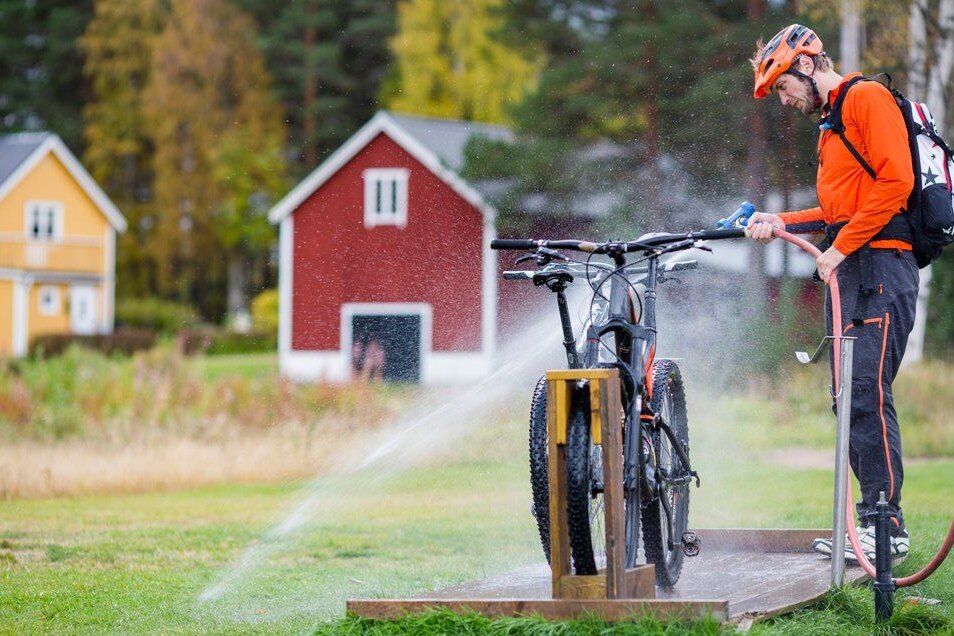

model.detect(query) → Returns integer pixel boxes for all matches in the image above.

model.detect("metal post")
[831,337,854,588]
[874,491,896,622]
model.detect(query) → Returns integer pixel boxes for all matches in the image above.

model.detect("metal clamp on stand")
[796,335,857,588]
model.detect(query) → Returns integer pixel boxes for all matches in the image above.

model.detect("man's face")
[772,73,814,115]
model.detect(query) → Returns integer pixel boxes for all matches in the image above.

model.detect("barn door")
[350,314,421,383]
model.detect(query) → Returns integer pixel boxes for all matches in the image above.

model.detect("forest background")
[3,0,954,356]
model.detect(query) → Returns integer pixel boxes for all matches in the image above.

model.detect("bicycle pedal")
[681,531,701,557]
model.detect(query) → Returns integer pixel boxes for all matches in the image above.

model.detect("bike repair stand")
[545,367,656,600]
[796,334,856,588]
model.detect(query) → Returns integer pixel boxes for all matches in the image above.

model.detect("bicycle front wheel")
[641,359,691,588]
[565,386,604,575]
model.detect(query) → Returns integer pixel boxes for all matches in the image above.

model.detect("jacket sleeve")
[832,83,914,255]
[779,206,826,232]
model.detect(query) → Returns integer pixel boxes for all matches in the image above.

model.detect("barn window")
[363,168,409,228]
[25,200,63,241]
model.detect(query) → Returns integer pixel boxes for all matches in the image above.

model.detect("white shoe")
[812,527,909,562]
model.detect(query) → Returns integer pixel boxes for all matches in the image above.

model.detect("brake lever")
[514,253,536,265]
[693,242,713,253]
[537,247,567,261]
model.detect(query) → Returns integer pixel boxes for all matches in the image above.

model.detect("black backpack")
[822,75,954,268]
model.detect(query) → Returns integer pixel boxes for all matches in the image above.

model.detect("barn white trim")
[268,112,496,226]
[340,302,432,382]
[269,112,501,383]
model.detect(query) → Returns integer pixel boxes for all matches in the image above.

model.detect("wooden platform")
[346,529,876,624]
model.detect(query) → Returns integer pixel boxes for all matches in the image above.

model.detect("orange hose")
[772,228,954,586]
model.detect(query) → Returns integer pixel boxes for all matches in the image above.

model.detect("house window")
[363,168,409,228]
[25,201,63,241]
[38,286,60,315]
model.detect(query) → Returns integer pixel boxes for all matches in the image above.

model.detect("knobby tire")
[565,387,601,575]
[528,376,551,563]
[641,359,690,588]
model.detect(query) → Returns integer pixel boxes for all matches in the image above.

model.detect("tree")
[232,0,396,171]
[0,0,93,150]
[143,0,286,320]
[912,0,954,359]
[80,0,166,299]
[384,0,543,124]
[468,0,809,234]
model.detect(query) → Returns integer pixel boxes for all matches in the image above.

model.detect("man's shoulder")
[844,77,894,105]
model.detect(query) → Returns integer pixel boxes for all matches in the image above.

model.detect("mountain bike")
[492,227,742,588]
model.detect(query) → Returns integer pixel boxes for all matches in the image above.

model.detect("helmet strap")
[787,56,823,112]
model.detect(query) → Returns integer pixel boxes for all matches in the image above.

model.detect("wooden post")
[545,369,655,600]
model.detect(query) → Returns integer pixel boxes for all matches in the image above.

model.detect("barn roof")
[0,132,127,232]
[268,111,502,225]
[385,112,513,172]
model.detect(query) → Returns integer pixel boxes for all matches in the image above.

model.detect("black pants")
[826,248,919,534]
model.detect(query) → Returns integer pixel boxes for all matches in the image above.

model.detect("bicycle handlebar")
[502,259,699,281]
[490,227,744,253]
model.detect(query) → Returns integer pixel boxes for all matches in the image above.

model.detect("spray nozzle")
[716,201,757,229]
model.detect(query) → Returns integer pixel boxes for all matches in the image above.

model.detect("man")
[746,24,917,561]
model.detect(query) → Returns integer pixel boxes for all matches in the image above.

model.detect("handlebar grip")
[491,239,536,250]
[502,271,535,280]
[694,228,746,241]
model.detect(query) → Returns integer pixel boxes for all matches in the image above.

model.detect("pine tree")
[232,0,396,170]
[143,0,285,319]
[385,0,542,124]
[0,0,93,150]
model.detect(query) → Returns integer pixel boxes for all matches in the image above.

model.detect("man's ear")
[797,55,816,76]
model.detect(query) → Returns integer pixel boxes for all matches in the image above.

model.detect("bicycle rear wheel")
[641,359,691,588]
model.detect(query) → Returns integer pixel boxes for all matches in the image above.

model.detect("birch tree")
[385,0,543,124]
[908,0,954,362]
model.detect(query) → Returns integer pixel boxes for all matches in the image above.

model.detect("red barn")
[268,111,513,383]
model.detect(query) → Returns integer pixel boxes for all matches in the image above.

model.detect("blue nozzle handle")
[716,201,757,229]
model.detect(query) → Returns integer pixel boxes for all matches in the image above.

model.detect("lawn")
[1,368,952,634]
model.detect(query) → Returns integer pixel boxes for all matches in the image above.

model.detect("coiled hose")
[774,228,954,586]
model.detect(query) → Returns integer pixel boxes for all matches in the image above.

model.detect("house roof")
[0,132,127,232]
[268,111,503,225]
[385,112,513,172]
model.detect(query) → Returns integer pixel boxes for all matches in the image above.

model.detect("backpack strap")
[820,75,876,179]
[825,74,899,179]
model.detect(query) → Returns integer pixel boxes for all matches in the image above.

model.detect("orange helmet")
[753,24,824,99]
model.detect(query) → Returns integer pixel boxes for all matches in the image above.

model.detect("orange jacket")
[779,72,914,255]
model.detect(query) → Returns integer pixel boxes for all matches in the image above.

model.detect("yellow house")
[0,133,126,357]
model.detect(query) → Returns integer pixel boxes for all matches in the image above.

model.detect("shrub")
[251,289,279,335]
[116,297,200,335]
[175,327,276,356]
[30,328,156,359]
[207,330,277,355]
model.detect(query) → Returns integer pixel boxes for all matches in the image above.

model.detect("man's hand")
[816,246,846,283]
[744,212,785,244]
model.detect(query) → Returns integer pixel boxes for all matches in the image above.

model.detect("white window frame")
[362,168,409,229]
[340,302,432,381]
[38,285,61,316]
[24,200,64,242]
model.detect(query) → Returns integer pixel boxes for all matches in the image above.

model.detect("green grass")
[189,352,277,381]
[1,386,952,634]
